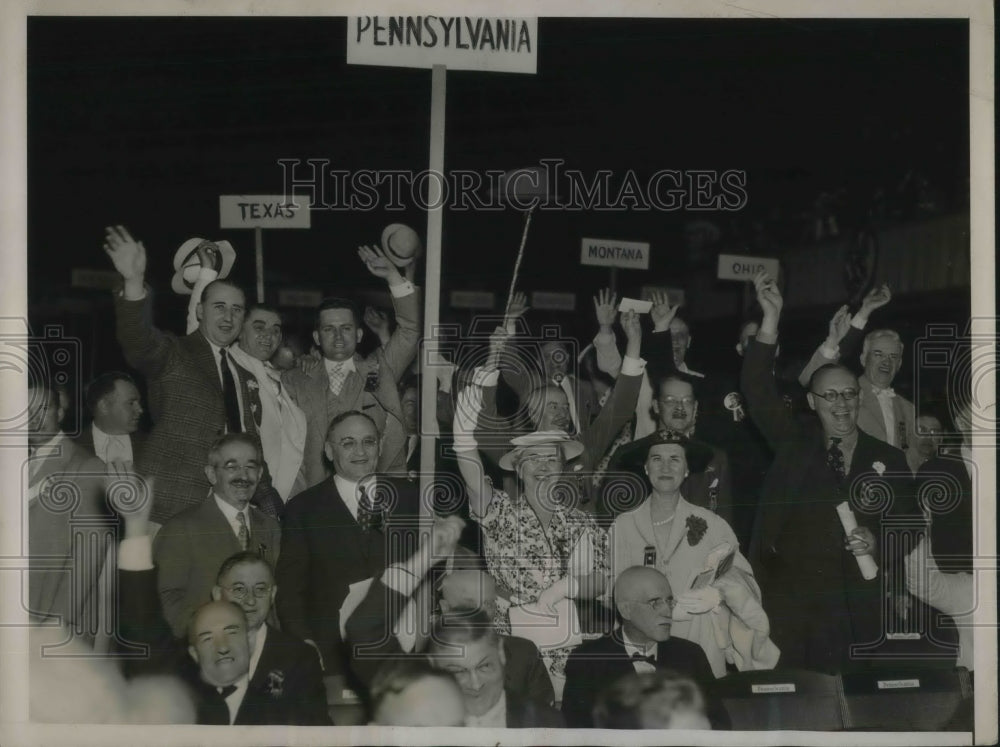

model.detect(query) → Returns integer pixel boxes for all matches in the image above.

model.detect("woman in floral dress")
[453,375,610,696]
[609,432,778,678]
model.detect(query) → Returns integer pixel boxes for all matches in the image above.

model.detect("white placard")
[580,238,650,270]
[219,195,311,229]
[531,291,576,311]
[347,16,537,74]
[277,289,323,308]
[877,679,921,689]
[449,290,495,309]
[618,297,652,314]
[751,683,796,694]
[716,253,780,281]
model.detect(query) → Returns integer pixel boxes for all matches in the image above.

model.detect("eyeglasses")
[224,583,271,601]
[810,388,859,403]
[639,596,676,612]
[659,396,695,408]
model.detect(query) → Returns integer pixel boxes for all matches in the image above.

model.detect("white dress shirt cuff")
[819,341,840,360]
[620,355,647,377]
[381,565,422,599]
[756,329,779,345]
[119,536,154,571]
[389,280,416,298]
[850,315,868,330]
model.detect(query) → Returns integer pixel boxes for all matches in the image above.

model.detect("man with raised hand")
[741,272,915,673]
[105,225,263,524]
[283,245,419,493]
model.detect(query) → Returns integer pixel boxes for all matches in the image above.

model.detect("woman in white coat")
[609,432,779,677]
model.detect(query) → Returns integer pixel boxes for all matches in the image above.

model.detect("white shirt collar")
[620,627,657,660]
[248,623,268,680]
[91,422,132,463]
[333,473,360,521]
[466,690,507,728]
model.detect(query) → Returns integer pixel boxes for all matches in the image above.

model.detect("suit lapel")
[188,331,224,396]
[203,495,240,553]
[660,496,693,564]
[248,509,275,560]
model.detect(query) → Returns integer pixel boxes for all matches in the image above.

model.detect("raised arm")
[592,288,623,377]
[740,272,799,449]
[580,310,645,460]
[643,290,682,383]
[452,373,497,521]
[357,245,419,381]
[105,225,174,377]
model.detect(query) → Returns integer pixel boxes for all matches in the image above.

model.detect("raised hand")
[753,271,783,319]
[103,225,147,282]
[858,283,891,320]
[650,290,681,332]
[505,291,529,321]
[593,288,618,328]
[620,309,641,343]
[104,460,153,539]
[430,514,465,559]
[363,306,391,341]
[828,304,852,344]
[195,240,221,273]
[846,525,877,558]
[358,245,405,285]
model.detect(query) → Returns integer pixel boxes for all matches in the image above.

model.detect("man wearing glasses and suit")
[742,273,916,674]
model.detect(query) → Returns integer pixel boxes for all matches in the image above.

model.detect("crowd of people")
[23,222,978,730]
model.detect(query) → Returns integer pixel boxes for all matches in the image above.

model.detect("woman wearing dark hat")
[608,431,778,678]
[453,378,610,699]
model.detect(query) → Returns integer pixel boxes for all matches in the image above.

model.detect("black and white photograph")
[1,2,994,745]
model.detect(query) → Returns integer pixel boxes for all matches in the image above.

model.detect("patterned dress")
[477,488,609,679]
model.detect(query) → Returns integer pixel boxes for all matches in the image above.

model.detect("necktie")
[630,651,657,666]
[218,684,237,698]
[827,436,846,482]
[329,362,348,396]
[357,482,383,532]
[554,374,580,434]
[219,348,242,433]
[236,511,249,550]
[873,387,897,446]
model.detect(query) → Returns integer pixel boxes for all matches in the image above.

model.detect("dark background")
[27,16,971,424]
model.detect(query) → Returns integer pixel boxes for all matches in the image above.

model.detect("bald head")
[615,566,675,644]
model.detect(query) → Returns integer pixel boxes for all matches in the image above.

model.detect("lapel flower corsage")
[685,515,708,546]
[246,379,259,392]
[363,360,381,393]
[265,669,285,698]
[872,461,886,476]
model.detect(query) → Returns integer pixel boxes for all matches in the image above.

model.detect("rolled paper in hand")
[836,501,878,580]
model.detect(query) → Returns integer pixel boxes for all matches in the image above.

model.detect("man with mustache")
[105,225,264,524]
[561,566,726,729]
[154,433,281,637]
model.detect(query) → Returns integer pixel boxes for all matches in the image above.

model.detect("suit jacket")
[115,292,262,523]
[153,495,281,638]
[561,632,728,729]
[918,450,974,573]
[73,421,146,464]
[505,694,565,728]
[275,475,420,678]
[282,291,419,495]
[742,336,918,672]
[117,567,330,725]
[26,436,111,644]
[345,578,555,707]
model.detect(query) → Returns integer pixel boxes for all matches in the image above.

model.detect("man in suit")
[562,566,727,729]
[427,610,565,727]
[76,371,144,463]
[153,433,281,637]
[275,410,421,686]
[25,376,111,644]
[185,246,307,511]
[742,272,917,674]
[105,225,263,523]
[211,552,330,724]
[282,245,419,493]
[113,470,325,725]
